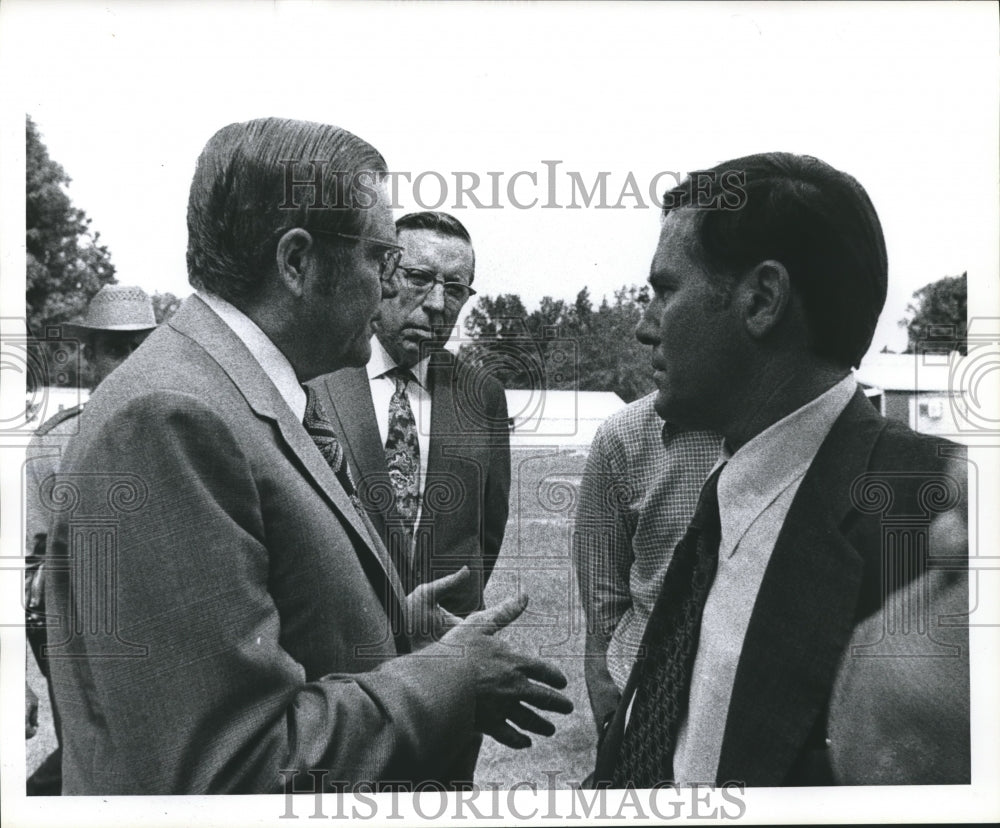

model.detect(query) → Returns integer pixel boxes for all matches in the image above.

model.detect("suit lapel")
[420,354,458,528]
[716,392,887,785]
[318,368,393,536]
[412,354,465,582]
[169,297,408,617]
[317,365,426,595]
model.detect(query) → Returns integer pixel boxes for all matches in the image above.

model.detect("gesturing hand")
[442,594,574,749]
[404,566,468,650]
[26,681,39,740]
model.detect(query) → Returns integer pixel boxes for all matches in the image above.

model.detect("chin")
[652,390,674,423]
[652,389,696,430]
[405,334,435,358]
[338,341,372,370]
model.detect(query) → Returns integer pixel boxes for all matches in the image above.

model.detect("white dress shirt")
[671,373,857,782]
[197,291,307,421]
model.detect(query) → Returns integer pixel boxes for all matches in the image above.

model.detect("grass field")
[26,651,55,776]
[477,447,594,788]
[25,446,597,789]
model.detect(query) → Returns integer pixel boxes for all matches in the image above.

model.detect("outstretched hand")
[26,681,39,740]
[404,566,468,649]
[442,594,574,749]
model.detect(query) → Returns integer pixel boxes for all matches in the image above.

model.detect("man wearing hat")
[24,283,157,795]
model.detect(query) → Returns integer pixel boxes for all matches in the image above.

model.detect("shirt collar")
[716,373,857,558]
[660,419,723,453]
[197,290,307,421]
[367,335,428,389]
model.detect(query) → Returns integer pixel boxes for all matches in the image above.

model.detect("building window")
[919,399,943,420]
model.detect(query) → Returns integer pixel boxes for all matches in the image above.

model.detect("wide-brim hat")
[62,284,158,337]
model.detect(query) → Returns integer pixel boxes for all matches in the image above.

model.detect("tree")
[25,115,116,388]
[461,294,543,388]
[900,272,967,356]
[573,285,655,402]
[460,285,656,402]
[151,291,182,324]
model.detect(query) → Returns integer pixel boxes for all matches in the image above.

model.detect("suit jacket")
[44,296,479,794]
[594,390,970,786]
[308,350,510,616]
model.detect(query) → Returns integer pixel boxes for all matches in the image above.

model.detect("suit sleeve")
[572,421,632,735]
[24,428,63,557]
[481,381,511,587]
[46,392,476,794]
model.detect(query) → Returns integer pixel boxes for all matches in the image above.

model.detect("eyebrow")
[400,266,470,283]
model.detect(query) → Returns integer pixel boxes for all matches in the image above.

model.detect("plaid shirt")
[573,393,720,696]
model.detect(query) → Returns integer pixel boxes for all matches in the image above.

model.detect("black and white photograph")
[1,1,997,825]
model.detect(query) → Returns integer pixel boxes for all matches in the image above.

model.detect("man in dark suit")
[308,211,509,616]
[43,118,571,795]
[592,152,969,786]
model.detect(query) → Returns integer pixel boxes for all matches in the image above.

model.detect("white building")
[855,352,967,441]
[505,389,626,450]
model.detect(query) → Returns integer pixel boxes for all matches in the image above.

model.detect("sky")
[2,1,997,360]
[1,2,999,824]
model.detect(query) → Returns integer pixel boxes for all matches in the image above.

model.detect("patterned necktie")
[303,386,362,510]
[612,464,725,787]
[302,385,411,655]
[384,367,421,530]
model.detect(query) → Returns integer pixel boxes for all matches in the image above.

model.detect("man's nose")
[635,300,660,345]
[422,281,446,313]
[381,272,400,300]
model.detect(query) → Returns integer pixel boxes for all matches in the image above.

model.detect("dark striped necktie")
[612,464,724,787]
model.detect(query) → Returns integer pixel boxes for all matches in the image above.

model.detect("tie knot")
[689,464,724,530]
[386,366,415,393]
[303,385,333,432]
[302,385,355,495]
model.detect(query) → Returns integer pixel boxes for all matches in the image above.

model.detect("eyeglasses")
[308,230,404,282]
[397,266,477,304]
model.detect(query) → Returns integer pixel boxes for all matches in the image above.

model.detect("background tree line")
[25,116,179,390]
[460,286,656,403]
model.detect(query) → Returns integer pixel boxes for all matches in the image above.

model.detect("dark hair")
[663,152,888,369]
[396,211,476,281]
[187,117,388,305]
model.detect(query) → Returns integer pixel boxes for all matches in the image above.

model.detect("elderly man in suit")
[44,118,571,795]
[308,211,509,617]
[592,152,969,787]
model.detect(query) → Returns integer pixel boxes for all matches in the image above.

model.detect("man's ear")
[735,259,792,339]
[275,228,316,299]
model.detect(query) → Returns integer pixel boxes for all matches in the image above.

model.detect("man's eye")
[405,270,435,285]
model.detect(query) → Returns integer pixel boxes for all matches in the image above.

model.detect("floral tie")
[384,367,421,531]
[303,386,361,510]
[302,385,410,655]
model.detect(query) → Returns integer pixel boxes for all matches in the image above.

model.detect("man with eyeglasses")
[44,121,570,795]
[309,211,510,622]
